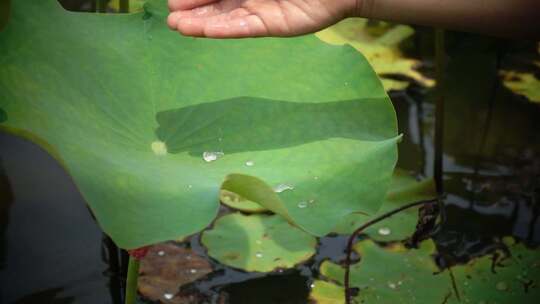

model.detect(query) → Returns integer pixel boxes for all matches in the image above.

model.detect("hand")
[167,0,358,38]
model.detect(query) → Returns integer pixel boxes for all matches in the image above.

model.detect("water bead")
[274,184,294,193]
[378,227,391,236]
[203,151,224,162]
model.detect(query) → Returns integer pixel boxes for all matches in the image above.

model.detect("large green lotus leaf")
[316,18,435,91]
[201,213,317,272]
[313,239,540,303]
[332,169,436,241]
[0,0,398,249]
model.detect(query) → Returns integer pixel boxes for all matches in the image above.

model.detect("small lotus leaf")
[201,213,317,272]
[314,239,540,303]
[332,169,436,241]
[501,68,540,103]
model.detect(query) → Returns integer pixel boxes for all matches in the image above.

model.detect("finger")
[167,3,223,30]
[205,15,269,38]
[177,13,269,38]
[168,0,218,11]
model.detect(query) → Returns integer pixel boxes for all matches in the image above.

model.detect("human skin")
[167,0,540,39]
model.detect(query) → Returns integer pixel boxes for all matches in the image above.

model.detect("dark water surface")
[1,2,540,303]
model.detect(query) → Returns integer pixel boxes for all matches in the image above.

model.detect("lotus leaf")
[201,213,316,272]
[0,0,398,248]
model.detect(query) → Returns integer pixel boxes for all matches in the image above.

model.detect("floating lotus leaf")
[316,18,435,91]
[313,239,540,303]
[449,240,540,303]
[201,213,316,272]
[332,169,436,241]
[0,0,398,249]
[501,68,540,103]
[318,240,450,303]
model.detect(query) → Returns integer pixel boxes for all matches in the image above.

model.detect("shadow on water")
[155,97,394,156]
[13,288,75,304]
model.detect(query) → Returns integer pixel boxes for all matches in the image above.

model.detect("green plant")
[0,0,402,302]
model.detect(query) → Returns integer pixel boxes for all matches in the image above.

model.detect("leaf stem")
[344,198,438,304]
[125,256,140,304]
[434,29,445,195]
[119,0,129,13]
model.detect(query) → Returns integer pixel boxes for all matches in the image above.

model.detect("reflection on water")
[0,133,112,304]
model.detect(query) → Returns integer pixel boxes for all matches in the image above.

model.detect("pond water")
[1,2,539,304]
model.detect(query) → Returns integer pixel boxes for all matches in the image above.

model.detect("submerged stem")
[344,198,438,304]
[125,257,140,304]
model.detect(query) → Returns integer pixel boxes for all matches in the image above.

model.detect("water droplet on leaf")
[203,151,224,162]
[297,201,308,208]
[255,252,263,258]
[378,227,391,236]
[245,160,254,167]
[274,184,294,193]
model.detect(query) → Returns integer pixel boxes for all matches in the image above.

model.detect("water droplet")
[255,252,263,258]
[151,141,168,156]
[310,283,316,289]
[378,227,391,236]
[203,151,224,162]
[496,281,508,291]
[163,293,174,300]
[190,268,198,274]
[388,282,397,289]
[157,250,165,256]
[245,160,255,167]
[274,184,294,193]
[297,201,308,208]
